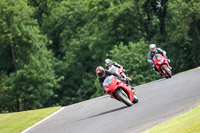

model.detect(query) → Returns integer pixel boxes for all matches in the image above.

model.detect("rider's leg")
[153,65,162,76]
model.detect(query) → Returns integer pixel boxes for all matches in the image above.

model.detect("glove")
[120,77,127,83]
[122,69,126,73]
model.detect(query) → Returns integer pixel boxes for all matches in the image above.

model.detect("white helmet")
[149,44,156,52]
[105,59,112,66]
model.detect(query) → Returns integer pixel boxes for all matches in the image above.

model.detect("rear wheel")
[116,89,133,106]
[163,66,171,78]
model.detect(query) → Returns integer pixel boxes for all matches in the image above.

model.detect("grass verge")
[175,67,200,75]
[0,106,61,133]
[143,104,200,133]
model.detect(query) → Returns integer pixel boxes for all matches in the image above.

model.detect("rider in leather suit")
[105,59,128,76]
[96,66,134,92]
[147,44,171,74]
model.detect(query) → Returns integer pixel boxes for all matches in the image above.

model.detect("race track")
[24,68,200,133]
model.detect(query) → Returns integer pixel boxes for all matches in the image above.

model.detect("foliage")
[0,0,200,112]
[0,0,60,112]
[164,0,200,73]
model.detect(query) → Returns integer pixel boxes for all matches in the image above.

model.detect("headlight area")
[158,59,164,64]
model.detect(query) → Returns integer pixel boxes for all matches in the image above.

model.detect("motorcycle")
[153,54,172,78]
[103,75,138,106]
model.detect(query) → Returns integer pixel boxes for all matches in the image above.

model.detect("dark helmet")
[96,66,106,78]
[105,59,112,66]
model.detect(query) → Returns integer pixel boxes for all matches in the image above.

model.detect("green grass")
[143,104,200,133]
[175,67,200,75]
[0,106,61,133]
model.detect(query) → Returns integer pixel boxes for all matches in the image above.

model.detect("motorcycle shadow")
[79,106,128,121]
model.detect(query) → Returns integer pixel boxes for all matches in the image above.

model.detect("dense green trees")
[165,0,200,72]
[0,0,60,112]
[0,0,199,113]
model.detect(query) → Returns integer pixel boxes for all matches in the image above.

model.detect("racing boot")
[156,71,160,75]
[131,86,135,92]
[155,70,162,76]
[153,65,160,75]
[154,69,161,75]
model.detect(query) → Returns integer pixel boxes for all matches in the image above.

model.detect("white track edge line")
[21,107,65,133]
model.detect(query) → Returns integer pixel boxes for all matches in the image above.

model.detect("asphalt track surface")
[25,68,200,133]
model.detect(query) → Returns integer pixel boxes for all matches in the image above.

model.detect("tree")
[165,0,200,72]
[0,0,60,112]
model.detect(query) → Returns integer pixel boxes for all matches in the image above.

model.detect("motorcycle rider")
[105,59,123,70]
[105,58,128,76]
[96,66,134,92]
[147,44,171,74]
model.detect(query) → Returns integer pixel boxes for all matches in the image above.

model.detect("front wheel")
[163,66,171,78]
[116,89,133,106]
[132,95,138,104]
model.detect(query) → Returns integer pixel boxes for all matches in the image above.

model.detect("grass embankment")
[143,104,200,133]
[0,106,61,133]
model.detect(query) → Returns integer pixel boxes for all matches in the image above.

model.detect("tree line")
[0,0,199,113]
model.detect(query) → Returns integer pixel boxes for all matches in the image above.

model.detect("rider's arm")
[113,62,123,69]
[147,52,154,64]
[98,78,106,92]
[106,69,118,77]
[157,48,166,57]
[106,70,126,83]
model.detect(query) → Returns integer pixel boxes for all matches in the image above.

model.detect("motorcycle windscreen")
[103,76,113,86]
[153,54,165,65]
[153,54,161,60]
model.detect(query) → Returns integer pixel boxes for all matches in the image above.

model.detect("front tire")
[132,95,138,103]
[116,89,133,106]
[163,66,171,78]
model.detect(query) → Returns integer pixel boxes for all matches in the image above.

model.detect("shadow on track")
[79,106,128,121]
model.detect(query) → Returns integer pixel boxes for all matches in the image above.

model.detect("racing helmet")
[96,66,106,78]
[105,59,112,66]
[149,44,157,53]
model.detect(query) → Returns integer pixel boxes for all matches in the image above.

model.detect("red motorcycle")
[103,75,138,106]
[153,54,172,78]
